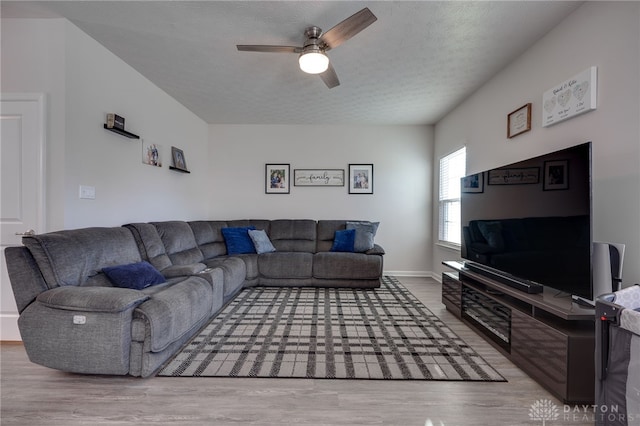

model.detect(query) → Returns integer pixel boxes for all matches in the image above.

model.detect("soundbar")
[464,261,544,294]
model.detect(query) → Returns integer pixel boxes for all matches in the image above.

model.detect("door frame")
[1,92,47,234]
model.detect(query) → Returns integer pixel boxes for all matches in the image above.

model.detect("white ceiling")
[2,1,582,125]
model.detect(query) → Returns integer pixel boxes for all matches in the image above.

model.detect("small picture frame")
[462,172,484,193]
[142,140,162,167]
[348,164,373,194]
[507,103,532,138]
[543,160,569,191]
[266,164,290,194]
[171,146,188,171]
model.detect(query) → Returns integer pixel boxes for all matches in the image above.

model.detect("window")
[439,147,466,246]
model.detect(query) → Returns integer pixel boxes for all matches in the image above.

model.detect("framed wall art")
[265,164,290,194]
[462,172,484,193]
[507,103,532,138]
[294,169,344,186]
[348,164,373,194]
[543,160,569,191]
[171,146,188,171]
[488,167,540,185]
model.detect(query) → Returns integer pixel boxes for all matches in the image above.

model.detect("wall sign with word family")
[542,67,597,127]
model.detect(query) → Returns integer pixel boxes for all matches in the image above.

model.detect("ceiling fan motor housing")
[299,26,329,74]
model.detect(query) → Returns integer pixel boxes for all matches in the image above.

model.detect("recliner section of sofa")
[5,219,384,377]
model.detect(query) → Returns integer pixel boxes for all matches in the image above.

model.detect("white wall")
[209,124,434,275]
[1,18,210,340]
[433,2,640,286]
[1,18,210,230]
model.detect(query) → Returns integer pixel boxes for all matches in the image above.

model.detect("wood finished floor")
[1,277,595,426]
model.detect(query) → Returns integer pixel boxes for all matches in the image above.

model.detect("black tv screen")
[460,142,592,299]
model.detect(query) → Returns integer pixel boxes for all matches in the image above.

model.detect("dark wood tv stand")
[442,261,595,404]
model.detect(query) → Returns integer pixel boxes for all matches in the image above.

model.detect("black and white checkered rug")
[157,276,505,381]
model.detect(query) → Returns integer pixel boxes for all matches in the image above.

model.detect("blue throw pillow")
[248,229,276,254]
[102,261,165,290]
[221,226,257,254]
[331,229,356,252]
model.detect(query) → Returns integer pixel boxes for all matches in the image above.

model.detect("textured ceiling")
[2,1,582,125]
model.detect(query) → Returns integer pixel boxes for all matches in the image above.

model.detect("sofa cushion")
[204,256,247,297]
[331,229,356,252]
[221,226,257,255]
[22,227,142,289]
[103,261,166,290]
[37,286,149,313]
[248,229,276,254]
[258,252,313,279]
[152,221,204,265]
[133,276,213,353]
[346,221,379,252]
[313,252,383,280]
[188,221,228,259]
[269,219,316,252]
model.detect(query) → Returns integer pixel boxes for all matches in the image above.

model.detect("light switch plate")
[79,185,96,199]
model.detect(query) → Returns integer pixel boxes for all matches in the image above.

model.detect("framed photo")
[543,160,569,191]
[348,164,373,194]
[462,172,484,193]
[142,140,162,167]
[171,146,188,171]
[507,103,532,138]
[265,164,290,194]
[294,169,344,186]
[488,167,540,185]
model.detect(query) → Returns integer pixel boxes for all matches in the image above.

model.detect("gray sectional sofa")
[5,219,384,377]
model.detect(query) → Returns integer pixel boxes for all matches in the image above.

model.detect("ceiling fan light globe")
[299,52,329,74]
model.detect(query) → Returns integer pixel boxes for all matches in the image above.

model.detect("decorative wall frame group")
[265,164,290,194]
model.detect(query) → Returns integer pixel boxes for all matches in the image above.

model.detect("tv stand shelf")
[442,261,595,404]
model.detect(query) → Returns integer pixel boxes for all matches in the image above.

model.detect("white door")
[0,94,46,341]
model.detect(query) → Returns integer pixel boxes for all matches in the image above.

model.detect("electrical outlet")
[79,185,96,199]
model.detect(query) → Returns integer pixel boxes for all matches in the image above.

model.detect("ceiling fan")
[237,7,377,89]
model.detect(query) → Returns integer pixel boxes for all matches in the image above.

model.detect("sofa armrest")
[36,286,149,313]
[366,244,385,255]
[161,263,207,278]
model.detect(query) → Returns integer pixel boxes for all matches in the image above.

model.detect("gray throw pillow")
[248,229,276,254]
[346,221,379,252]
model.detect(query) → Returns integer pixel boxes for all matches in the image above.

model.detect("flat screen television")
[460,142,592,300]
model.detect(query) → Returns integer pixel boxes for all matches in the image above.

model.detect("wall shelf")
[169,166,190,174]
[103,124,140,139]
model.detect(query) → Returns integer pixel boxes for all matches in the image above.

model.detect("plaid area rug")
[157,276,505,381]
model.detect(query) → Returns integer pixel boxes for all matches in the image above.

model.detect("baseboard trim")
[1,314,21,341]
[384,270,432,278]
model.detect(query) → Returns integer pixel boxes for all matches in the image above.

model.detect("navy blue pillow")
[102,261,165,290]
[331,229,356,252]
[221,226,257,254]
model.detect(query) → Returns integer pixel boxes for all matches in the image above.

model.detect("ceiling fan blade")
[319,7,377,51]
[237,45,302,53]
[319,63,340,89]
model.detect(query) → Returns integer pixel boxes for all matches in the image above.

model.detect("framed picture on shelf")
[265,164,290,194]
[348,164,373,194]
[171,146,188,171]
[461,172,484,193]
[142,140,162,167]
[543,160,569,190]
